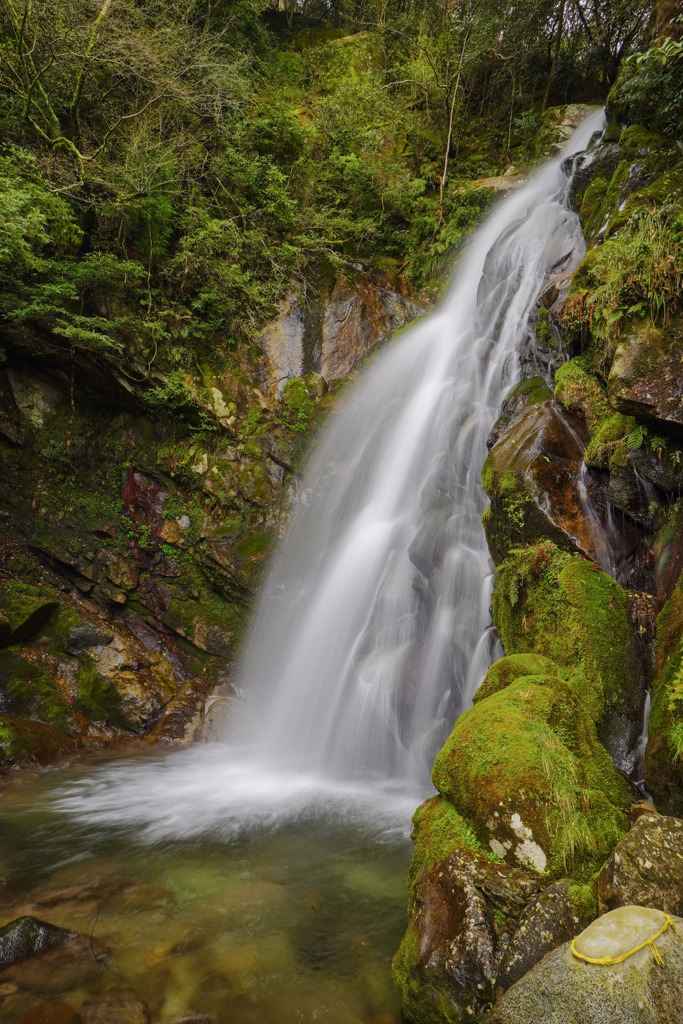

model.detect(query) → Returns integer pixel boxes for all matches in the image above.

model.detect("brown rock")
[80,989,149,1024]
[15,1001,82,1024]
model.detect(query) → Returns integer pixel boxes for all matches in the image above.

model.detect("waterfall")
[234,110,606,783]
[52,112,606,839]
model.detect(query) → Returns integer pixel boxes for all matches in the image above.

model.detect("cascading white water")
[234,110,606,783]
[51,112,606,838]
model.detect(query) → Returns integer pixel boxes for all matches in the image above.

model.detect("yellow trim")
[571,911,674,967]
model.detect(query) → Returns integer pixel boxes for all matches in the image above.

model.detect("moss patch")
[432,673,629,878]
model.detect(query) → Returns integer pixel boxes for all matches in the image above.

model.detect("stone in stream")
[15,1002,82,1024]
[598,814,683,917]
[487,906,683,1023]
[0,917,77,969]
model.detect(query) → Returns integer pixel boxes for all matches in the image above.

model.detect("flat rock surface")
[487,908,683,1024]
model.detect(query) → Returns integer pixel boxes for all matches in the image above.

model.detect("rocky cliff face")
[0,262,424,768]
[394,107,683,1023]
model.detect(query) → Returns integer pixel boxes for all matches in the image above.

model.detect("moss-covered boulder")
[432,671,629,879]
[0,582,59,649]
[472,653,557,705]
[608,315,683,435]
[492,543,645,772]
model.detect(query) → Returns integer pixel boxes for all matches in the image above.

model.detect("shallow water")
[0,748,417,1023]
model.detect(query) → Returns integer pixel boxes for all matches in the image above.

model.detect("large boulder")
[487,906,683,1023]
[598,814,683,916]
[432,669,629,879]
[492,543,646,773]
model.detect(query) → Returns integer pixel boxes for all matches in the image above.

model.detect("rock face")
[0,258,422,768]
[488,907,683,1024]
[608,315,683,435]
[259,261,426,398]
[643,574,683,814]
[598,815,683,916]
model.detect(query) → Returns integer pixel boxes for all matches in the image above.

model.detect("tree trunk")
[542,0,566,113]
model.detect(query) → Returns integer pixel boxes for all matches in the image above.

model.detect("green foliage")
[564,206,683,346]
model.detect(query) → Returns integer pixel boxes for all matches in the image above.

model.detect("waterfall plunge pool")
[0,745,420,1024]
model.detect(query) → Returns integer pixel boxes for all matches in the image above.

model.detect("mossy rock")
[432,672,629,879]
[0,650,71,730]
[0,713,80,767]
[554,357,610,430]
[644,572,683,813]
[492,543,645,772]
[608,314,683,435]
[472,653,558,705]
[0,582,59,649]
[74,655,133,731]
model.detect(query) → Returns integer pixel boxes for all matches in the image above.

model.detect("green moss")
[472,653,559,704]
[567,880,598,921]
[554,358,610,428]
[432,673,629,878]
[535,307,550,345]
[584,412,631,469]
[0,650,70,728]
[74,656,132,730]
[492,542,640,726]
[410,795,481,879]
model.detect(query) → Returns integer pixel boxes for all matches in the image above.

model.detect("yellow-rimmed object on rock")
[571,906,674,967]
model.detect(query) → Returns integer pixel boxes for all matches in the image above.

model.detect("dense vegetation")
[0,0,658,392]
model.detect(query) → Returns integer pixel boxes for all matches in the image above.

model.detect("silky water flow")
[0,112,608,1024]
[43,109,607,837]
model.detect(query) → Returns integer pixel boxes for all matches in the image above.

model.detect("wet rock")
[487,907,683,1024]
[492,543,646,776]
[15,1001,82,1024]
[482,399,639,571]
[0,716,82,768]
[496,879,596,991]
[80,989,149,1024]
[145,673,217,744]
[260,263,426,398]
[393,845,498,1022]
[486,377,552,451]
[608,315,683,435]
[67,626,114,654]
[604,463,660,529]
[0,918,75,969]
[598,814,683,916]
